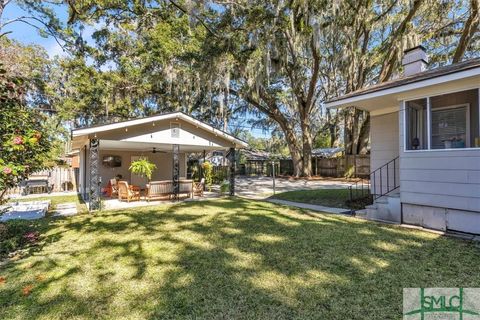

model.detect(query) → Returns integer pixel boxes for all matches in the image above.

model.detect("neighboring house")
[70,112,248,209]
[326,46,480,235]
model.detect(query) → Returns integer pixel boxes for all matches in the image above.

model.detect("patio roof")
[71,112,248,152]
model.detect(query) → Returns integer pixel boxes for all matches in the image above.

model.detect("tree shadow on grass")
[0,198,479,319]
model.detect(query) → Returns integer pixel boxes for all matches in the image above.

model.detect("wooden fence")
[5,167,78,195]
[243,155,370,178]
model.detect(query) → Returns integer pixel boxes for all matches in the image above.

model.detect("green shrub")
[0,220,39,258]
[191,165,200,181]
[344,165,355,178]
[220,180,230,194]
[213,170,227,184]
[201,161,213,191]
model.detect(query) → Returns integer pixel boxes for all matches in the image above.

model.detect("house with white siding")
[326,46,480,235]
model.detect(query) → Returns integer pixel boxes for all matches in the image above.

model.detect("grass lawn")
[0,198,479,319]
[271,188,353,208]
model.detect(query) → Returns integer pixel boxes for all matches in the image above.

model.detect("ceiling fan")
[151,147,166,154]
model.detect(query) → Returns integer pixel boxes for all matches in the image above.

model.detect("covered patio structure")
[71,112,248,210]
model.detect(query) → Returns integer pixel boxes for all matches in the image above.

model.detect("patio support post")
[89,139,101,211]
[202,149,206,191]
[173,144,180,200]
[228,147,236,196]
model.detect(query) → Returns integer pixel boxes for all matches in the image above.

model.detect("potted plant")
[201,161,213,191]
[129,158,157,182]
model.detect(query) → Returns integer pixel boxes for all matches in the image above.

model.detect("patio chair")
[179,180,194,198]
[110,178,119,197]
[145,181,173,201]
[117,181,141,202]
[193,178,205,197]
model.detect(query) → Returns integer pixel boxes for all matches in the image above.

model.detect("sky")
[2,2,69,58]
[2,1,271,138]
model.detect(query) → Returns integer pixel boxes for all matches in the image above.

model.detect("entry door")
[130,156,148,187]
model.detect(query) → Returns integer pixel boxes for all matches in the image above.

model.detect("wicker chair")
[117,181,141,202]
[193,178,205,197]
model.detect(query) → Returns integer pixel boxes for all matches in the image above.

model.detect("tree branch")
[452,0,479,63]
[168,0,218,38]
[0,15,68,50]
[378,0,424,82]
[305,36,320,112]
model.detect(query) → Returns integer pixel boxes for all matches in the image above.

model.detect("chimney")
[402,45,428,76]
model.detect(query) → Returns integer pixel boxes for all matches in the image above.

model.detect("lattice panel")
[228,147,236,196]
[89,139,101,211]
[172,144,180,200]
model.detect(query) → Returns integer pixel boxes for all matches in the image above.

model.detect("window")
[431,105,469,149]
[404,89,479,151]
[170,122,180,138]
[405,98,428,150]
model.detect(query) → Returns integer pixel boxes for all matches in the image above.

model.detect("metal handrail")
[348,156,400,203]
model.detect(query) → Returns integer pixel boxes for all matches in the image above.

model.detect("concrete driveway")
[235,176,351,199]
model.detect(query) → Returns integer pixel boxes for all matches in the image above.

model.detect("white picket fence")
[5,167,78,195]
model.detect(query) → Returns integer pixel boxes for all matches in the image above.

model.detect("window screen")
[405,98,428,150]
[431,106,468,149]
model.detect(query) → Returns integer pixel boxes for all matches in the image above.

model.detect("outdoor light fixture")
[152,147,157,153]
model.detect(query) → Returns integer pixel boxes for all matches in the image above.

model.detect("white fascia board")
[72,112,248,148]
[177,113,249,148]
[325,67,480,109]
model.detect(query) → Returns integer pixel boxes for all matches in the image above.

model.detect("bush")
[0,220,39,259]
[201,161,213,191]
[0,66,55,204]
[220,180,230,194]
[344,194,373,210]
[344,165,355,178]
[213,169,227,184]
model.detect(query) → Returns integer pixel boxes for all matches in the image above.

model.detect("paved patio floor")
[5,176,351,212]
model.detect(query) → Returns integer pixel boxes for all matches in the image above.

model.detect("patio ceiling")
[99,139,224,152]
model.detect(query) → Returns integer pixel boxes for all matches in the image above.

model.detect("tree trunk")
[290,148,303,177]
[301,117,313,177]
[281,121,303,177]
[344,108,355,154]
[356,113,370,154]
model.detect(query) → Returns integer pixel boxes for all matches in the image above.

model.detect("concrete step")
[387,192,400,198]
[53,202,78,217]
[374,197,389,204]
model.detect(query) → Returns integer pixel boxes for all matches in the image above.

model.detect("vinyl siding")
[370,112,399,170]
[370,112,400,194]
[399,97,480,213]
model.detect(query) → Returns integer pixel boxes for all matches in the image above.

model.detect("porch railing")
[348,156,400,204]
